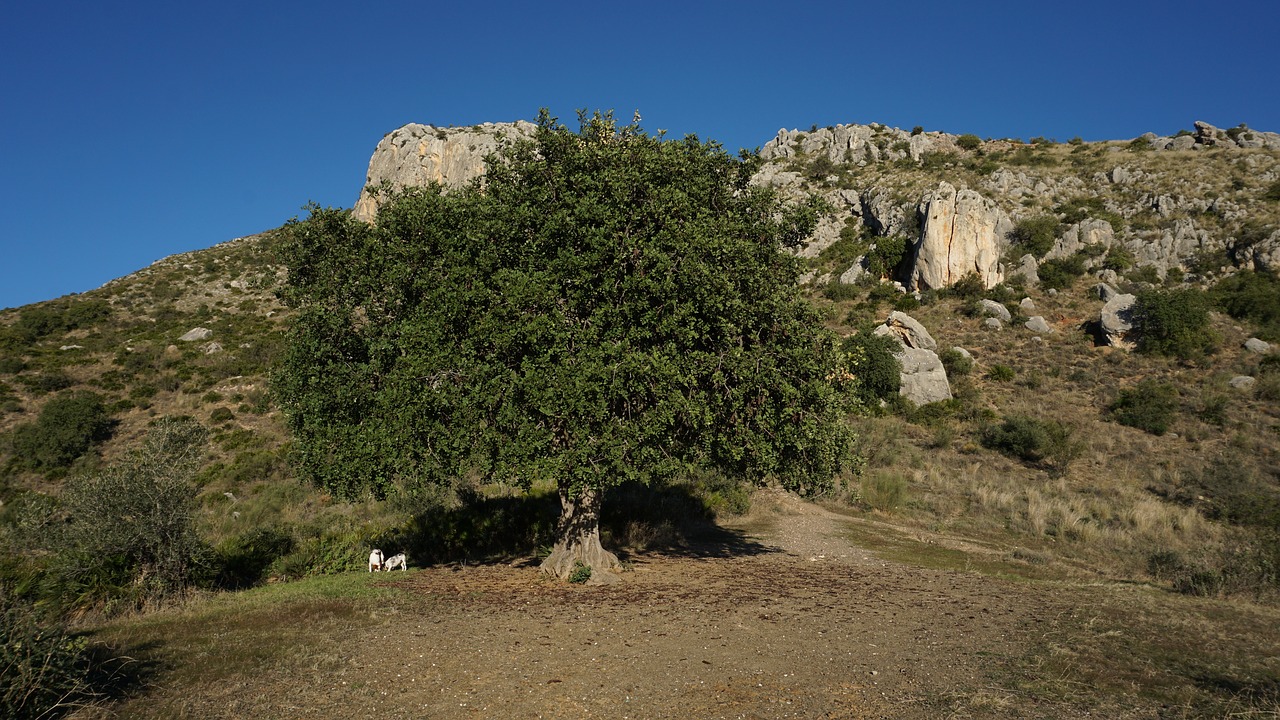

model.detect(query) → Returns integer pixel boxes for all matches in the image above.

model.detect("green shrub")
[1126,265,1161,285]
[866,235,909,278]
[215,526,295,589]
[987,364,1016,382]
[1,588,97,720]
[209,407,235,424]
[8,392,114,474]
[1037,253,1087,290]
[43,418,212,610]
[980,415,1077,468]
[941,273,986,300]
[1109,380,1178,435]
[956,134,982,151]
[1007,216,1059,259]
[568,562,592,584]
[939,348,973,376]
[1102,245,1135,272]
[822,280,862,302]
[1210,270,1280,340]
[841,331,902,405]
[1132,287,1218,359]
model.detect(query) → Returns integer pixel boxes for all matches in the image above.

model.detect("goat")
[368,549,385,572]
[383,552,407,571]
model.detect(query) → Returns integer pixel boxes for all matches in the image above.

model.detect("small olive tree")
[49,417,211,607]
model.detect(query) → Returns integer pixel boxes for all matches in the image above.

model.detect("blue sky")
[2,0,1277,310]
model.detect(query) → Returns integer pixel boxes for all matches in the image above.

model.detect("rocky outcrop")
[910,183,1012,290]
[1140,121,1280,151]
[352,122,535,223]
[760,123,954,166]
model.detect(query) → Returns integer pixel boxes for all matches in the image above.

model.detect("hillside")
[2,118,1279,717]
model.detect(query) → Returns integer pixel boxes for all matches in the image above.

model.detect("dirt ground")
[126,491,1112,720]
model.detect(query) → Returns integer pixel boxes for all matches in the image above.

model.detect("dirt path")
[171,491,1084,719]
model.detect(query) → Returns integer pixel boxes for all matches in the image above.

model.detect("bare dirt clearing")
[96,493,1278,719]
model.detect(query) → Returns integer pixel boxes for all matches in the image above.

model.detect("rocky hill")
[351,118,1280,296]
[2,117,1278,606]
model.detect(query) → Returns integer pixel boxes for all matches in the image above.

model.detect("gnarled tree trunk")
[540,486,622,584]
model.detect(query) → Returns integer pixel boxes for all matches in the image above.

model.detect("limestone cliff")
[910,183,1012,290]
[352,121,534,223]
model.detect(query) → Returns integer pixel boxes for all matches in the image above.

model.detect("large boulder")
[352,121,535,222]
[910,182,1012,291]
[873,312,951,405]
[1100,293,1138,348]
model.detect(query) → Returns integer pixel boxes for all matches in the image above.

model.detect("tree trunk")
[539,486,622,584]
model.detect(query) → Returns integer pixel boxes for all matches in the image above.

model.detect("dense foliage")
[1006,215,1059,259]
[36,418,211,609]
[1109,380,1179,436]
[7,391,113,475]
[276,111,856,573]
[1132,287,1218,359]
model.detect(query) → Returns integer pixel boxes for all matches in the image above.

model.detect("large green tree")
[276,111,854,581]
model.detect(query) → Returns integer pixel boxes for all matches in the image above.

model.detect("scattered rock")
[1244,338,1272,354]
[1019,297,1036,312]
[980,299,1012,323]
[984,318,1002,330]
[1230,376,1257,390]
[1025,316,1052,334]
[180,327,213,342]
[1094,283,1120,302]
[951,346,973,361]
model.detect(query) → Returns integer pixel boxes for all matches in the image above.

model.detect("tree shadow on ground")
[377,480,777,568]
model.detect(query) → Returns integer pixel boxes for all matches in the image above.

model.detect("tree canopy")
[276,110,855,580]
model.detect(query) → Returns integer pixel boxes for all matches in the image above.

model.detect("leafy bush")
[214,526,295,589]
[956,134,982,151]
[980,416,1077,468]
[1132,287,1218,359]
[1109,380,1178,435]
[1007,216,1059,259]
[1102,245,1136,272]
[1210,270,1280,340]
[939,348,973,376]
[841,331,902,405]
[1037,252,1088,290]
[8,392,114,475]
[866,235,909,278]
[941,273,986,300]
[987,364,1016,382]
[43,418,212,610]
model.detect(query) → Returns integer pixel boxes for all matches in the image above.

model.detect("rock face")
[910,183,1012,291]
[873,312,951,406]
[760,123,955,165]
[352,121,535,223]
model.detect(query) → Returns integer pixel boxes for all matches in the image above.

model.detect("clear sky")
[2,0,1277,310]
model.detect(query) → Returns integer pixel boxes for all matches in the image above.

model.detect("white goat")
[368,549,385,572]
[383,552,407,571]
